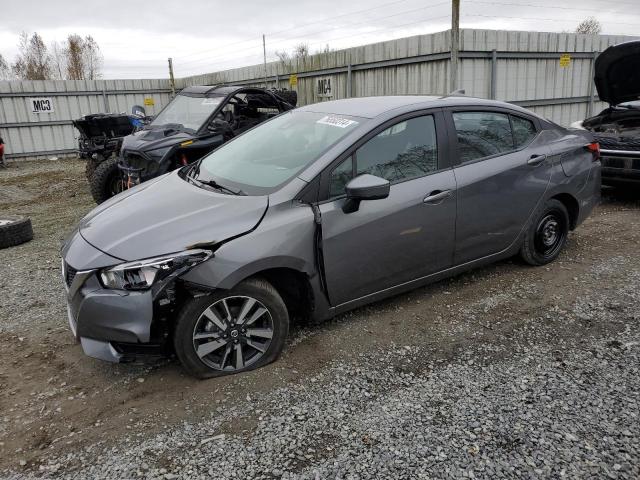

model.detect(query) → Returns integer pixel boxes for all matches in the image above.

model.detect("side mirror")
[342,174,390,213]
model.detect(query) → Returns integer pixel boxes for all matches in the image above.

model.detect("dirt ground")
[0,158,639,478]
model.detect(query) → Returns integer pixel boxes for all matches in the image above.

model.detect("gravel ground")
[0,159,639,479]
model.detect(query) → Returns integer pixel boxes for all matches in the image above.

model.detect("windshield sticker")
[316,115,358,128]
[201,98,219,105]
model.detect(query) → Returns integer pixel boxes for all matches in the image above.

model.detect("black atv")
[73,109,148,181]
[90,85,297,204]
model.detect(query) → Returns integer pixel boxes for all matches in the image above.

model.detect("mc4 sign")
[30,97,54,114]
[316,78,333,99]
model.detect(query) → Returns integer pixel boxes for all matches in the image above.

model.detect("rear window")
[453,112,513,162]
[511,115,537,148]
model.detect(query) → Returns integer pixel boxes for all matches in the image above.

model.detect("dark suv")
[572,40,640,186]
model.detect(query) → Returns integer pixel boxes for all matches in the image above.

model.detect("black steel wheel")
[520,199,570,266]
[174,278,289,379]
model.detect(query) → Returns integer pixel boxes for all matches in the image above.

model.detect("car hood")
[595,40,640,106]
[121,126,196,154]
[79,171,268,261]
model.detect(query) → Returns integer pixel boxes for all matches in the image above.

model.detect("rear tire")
[89,156,124,204]
[174,278,289,379]
[0,216,33,249]
[520,199,569,266]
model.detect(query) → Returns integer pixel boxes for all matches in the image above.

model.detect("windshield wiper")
[184,162,245,195]
[198,178,246,196]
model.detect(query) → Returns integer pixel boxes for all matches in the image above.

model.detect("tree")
[576,17,602,34]
[12,32,52,80]
[276,43,310,67]
[50,41,66,80]
[64,34,103,80]
[0,54,11,80]
[82,36,103,80]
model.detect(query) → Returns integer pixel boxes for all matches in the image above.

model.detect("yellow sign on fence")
[559,54,571,68]
[143,97,155,106]
[289,74,298,87]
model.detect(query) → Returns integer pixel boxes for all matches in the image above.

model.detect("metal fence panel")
[2,29,639,159]
[0,78,172,158]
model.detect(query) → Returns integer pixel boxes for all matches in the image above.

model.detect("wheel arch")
[550,192,580,230]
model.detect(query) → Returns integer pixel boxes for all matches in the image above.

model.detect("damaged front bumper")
[63,260,156,363]
[61,230,161,363]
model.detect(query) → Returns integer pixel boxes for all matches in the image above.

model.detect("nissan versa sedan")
[61,95,601,378]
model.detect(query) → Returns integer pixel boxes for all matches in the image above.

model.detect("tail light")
[587,142,600,160]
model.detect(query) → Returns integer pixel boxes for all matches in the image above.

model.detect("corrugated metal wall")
[178,29,636,127]
[2,29,639,159]
[0,78,172,158]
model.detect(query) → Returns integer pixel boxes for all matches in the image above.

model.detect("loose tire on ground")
[174,278,289,379]
[0,216,34,249]
[89,156,124,204]
[520,199,570,266]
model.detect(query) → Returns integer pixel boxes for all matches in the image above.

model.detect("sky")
[0,0,638,79]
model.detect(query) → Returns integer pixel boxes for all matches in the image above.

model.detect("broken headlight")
[99,249,211,290]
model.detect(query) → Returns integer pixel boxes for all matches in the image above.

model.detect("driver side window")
[327,115,438,199]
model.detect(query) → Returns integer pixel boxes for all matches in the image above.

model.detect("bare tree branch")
[576,17,602,34]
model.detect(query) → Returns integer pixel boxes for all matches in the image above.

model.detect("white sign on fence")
[316,78,333,98]
[30,97,54,114]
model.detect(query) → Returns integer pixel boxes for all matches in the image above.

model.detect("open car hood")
[79,172,268,261]
[595,41,640,106]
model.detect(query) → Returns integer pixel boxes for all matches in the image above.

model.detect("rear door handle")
[423,189,452,204]
[527,154,547,166]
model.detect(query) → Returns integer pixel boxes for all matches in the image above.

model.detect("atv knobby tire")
[0,216,34,249]
[90,156,124,204]
[84,158,102,179]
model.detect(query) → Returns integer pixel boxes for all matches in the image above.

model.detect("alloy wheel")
[192,296,274,371]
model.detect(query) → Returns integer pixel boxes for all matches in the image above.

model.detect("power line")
[178,3,449,69]
[179,13,450,76]
[467,0,640,15]
[177,0,422,61]
[466,13,640,26]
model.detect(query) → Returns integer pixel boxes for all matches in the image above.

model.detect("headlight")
[100,249,211,290]
[148,146,172,159]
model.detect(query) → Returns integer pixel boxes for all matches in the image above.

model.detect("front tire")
[520,199,570,266]
[174,278,289,379]
[89,156,125,204]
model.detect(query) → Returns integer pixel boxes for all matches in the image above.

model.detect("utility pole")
[168,57,176,96]
[262,34,268,88]
[450,0,460,93]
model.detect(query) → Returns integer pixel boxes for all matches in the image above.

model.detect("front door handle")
[423,189,452,204]
[527,154,547,166]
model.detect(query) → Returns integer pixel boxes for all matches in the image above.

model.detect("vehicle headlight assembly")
[100,249,211,291]
[148,146,172,159]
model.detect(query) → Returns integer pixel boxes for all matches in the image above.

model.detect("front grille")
[65,263,77,287]
[602,157,626,169]
[594,134,640,152]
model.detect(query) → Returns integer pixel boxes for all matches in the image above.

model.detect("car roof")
[179,85,252,97]
[297,95,535,119]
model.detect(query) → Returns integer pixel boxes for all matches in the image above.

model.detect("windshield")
[151,95,223,131]
[191,110,364,194]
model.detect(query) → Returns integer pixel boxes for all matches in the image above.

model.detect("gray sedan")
[61,95,601,378]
